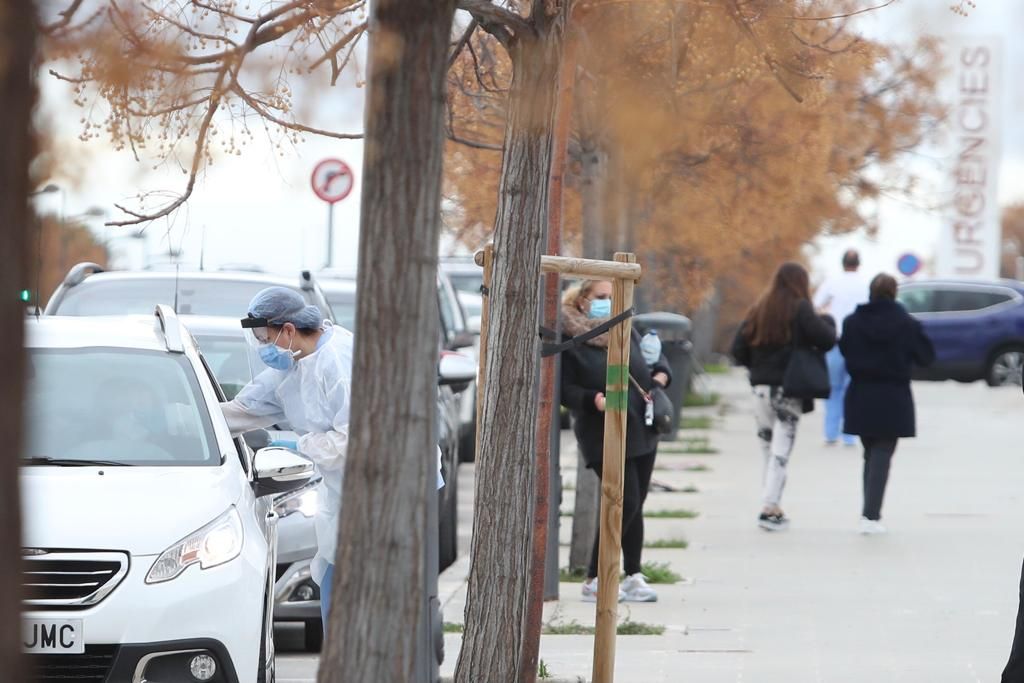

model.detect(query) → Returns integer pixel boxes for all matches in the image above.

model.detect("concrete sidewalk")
[439,370,1024,682]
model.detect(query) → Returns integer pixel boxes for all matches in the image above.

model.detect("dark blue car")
[897,279,1024,386]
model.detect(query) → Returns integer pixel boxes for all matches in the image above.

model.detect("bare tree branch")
[232,84,363,139]
[448,19,479,70]
[307,23,367,70]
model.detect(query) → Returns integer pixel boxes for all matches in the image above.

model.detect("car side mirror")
[439,352,476,394]
[252,447,314,498]
[446,331,476,351]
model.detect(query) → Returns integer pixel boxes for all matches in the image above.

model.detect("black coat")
[560,330,671,468]
[731,299,836,392]
[839,299,935,438]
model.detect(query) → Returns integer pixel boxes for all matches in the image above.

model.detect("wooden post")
[591,252,637,683]
[475,244,495,458]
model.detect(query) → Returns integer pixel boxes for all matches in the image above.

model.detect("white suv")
[21,307,313,683]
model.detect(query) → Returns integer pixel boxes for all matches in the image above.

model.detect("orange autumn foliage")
[443,1,944,335]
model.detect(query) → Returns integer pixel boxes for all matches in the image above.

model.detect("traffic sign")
[311,158,355,204]
[897,253,922,277]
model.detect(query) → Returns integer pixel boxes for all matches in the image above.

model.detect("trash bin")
[634,312,693,442]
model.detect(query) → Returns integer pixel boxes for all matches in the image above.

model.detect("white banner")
[937,37,1003,280]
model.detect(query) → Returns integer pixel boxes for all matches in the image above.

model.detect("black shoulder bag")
[629,374,674,435]
[782,315,831,400]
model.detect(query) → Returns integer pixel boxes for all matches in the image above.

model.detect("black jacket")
[839,299,935,438]
[731,300,837,387]
[560,330,671,468]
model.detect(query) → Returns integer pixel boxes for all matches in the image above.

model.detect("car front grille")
[30,645,118,682]
[23,552,129,610]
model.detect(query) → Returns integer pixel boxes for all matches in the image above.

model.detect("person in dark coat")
[731,262,836,531]
[560,278,671,603]
[839,273,934,534]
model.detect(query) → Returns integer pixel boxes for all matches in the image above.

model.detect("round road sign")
[311,158,355,204]
[897,253,922,277]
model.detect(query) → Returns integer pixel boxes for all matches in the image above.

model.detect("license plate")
[22,619,84,654]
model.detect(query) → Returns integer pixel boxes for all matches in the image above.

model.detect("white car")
[21,307,314,683]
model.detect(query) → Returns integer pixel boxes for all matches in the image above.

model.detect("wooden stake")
[474,244,494,458]
[591,252,637,683]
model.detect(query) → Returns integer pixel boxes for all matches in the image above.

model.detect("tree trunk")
[321,0,455,680]
[569,139,604,572]
[455,7,570,680]
[0,2,34,680]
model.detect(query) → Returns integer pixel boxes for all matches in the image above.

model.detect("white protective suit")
[222,324,352,584]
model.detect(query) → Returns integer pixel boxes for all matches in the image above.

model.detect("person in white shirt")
[812,250,869,446]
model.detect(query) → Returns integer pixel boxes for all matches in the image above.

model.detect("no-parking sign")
[897,253,922,277]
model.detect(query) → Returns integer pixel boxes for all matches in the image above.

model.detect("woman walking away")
[560,279,672,603]
[731,263,836,531]
[840,273,934,534]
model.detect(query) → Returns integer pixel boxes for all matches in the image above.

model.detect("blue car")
[896,279,1024,386]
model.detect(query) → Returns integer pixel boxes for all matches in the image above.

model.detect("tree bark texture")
[455,7,571,680]
[0,2,34,681]
[321,0,455,680]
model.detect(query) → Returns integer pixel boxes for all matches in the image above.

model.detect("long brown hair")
[743,262,811,346]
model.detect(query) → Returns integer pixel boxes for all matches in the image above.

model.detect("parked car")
[182,315,471,651]
[21,308,314,683]
[44,263,336,322]
[319,273,481,462]
[441,257,484,333]
[897,278,1024,386]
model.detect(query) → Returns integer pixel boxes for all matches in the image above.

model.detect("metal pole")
[326,202,335,269]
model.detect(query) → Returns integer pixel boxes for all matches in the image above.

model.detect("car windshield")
[54,278,314,317]
[193,334,254,400]
[24,348,218,466]
[447,273,482,297]
[324,290,357,332]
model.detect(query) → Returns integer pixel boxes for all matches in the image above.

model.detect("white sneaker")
[581,578,625,603]
[859,517,887,535]
[621,573,658,603]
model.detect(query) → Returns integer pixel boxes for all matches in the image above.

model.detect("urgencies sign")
[938,38,1003,280]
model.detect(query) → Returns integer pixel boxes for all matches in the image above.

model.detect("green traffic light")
[19,289,31,303]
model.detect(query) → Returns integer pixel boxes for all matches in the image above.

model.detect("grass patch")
[644,538,689,549]
[640,561,683,584]
[616,619,667,636]
[660,437,718,455]
[443,622,464,634]
[538,660,552,679]
[680,415,713,430]
[683,391,721,408]
[562,480,576,491]
[559,567,588,583]
[681,484,700,493]
[645,508,699,519]
[702,363,730,375]
[543,620,666,636]
[560,509,574,517]
[684,463,711,472]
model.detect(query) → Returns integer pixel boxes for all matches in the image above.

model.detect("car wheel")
[438,468,458,571]
[304,619,324,653]
[458,430,476,463]
[987,347,1024,387]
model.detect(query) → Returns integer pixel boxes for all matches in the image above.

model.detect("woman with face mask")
[559,279,671,603]
[219,286,354,631]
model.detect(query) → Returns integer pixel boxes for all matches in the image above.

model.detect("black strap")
[539,308,635,358]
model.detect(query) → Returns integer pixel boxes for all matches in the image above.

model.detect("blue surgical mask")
[588,298,612,319]
[259,329,297,371]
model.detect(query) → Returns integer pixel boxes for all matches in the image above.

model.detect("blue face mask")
[259,329,297,371]
[588,298,612,319]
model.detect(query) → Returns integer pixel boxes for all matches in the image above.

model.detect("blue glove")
[269,439,299,451]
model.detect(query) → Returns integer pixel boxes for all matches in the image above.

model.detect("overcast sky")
[33,0,1024,283]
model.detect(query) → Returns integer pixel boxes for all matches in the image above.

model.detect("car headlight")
[274,488,318,519]
[146,507,244,584]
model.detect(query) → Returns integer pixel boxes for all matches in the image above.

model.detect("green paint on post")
[605,390,628,412]
[606,364,628,386]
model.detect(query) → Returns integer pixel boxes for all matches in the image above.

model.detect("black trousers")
[588,452,657,578]
[1004,556,1024,682]
[861,436,898,521]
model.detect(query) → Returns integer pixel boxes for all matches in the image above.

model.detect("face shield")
[241,315,273,348]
